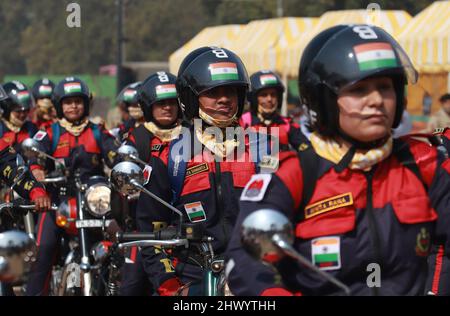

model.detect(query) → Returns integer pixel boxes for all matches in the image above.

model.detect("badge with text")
[305,192,353,219]
[311,236,341,271]
[185,163,209,178]
[240,174,272,202]
[184,201,207,223]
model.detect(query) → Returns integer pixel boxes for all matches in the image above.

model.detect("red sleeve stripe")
[130,246,138,262]
[432,245,445,294]
[36,212,47,246]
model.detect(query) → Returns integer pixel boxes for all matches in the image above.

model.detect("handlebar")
[0,202,58,213]
[117,239,189,249]
[42,176,67,184]
[116,227,177,242]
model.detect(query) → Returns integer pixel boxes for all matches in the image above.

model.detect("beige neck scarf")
[309,132,393,171]
[59,117,90,136]
[195,125,239,158]
[2,118,23,133]
[144,121,182,142]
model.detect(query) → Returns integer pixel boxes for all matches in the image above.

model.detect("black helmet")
[298,24,418,139]
[117,82,141,106]
[32,78,55,100]
[1,81,33,119]
[248,70,285,113]
[176,46,249,121]
[53,77,90,118]
[138,72,182,122]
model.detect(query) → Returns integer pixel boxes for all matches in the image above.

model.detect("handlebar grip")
[117,227,178,242]
[116,232,157,242]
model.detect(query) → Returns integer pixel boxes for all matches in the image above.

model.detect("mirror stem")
[130,180,184,237]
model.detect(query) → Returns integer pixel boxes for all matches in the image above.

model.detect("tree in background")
[125,0,208,61]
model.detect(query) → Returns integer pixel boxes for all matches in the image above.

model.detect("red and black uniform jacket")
[118,119,136,143]
[135,125,258,294]
[126,124,169,161]
[239,111,308,151]
[0,120,38,155]
[0,139,47,202]
[29,122,120,185]
[226,137,450,296]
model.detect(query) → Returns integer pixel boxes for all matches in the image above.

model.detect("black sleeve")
[136,155,179,289]
[100,128,121,168]
[288,123,309,151]
[0,146,45,199]
[425,155,450,295]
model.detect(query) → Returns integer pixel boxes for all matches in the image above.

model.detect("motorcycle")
[0,200,58,296]
[110,161,228,296]
[22,138,115,296]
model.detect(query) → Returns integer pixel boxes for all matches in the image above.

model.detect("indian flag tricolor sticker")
[17,91,30,102]
[156,84,177,99]
[209,62,239,81]
[311,236,341,271]
[184,201,206,223]
[354,42,398,71]
[39,85,53,96]
[260,74,278,86]
[64,82,82,94]
[123,89,137,102]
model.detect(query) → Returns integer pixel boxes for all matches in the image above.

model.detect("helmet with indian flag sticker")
[53,77,90,118]
[138,72,182,122]
[298,24,417,137]
[176,46,249,121]
[1,81,33,119]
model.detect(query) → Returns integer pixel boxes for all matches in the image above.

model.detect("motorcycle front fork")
[76,191,92,296]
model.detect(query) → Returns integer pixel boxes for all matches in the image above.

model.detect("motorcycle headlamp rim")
[85,183,111,217]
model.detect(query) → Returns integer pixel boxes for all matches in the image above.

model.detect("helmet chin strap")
[198,108,238,128]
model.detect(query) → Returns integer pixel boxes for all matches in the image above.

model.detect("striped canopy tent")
[169,24,243,74]
[282,10,412,77]
[228,17,318,76]
[397,1,450,117]
[398,1,450,73]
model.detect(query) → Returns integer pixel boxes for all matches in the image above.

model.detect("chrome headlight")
[85,183,111,217]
